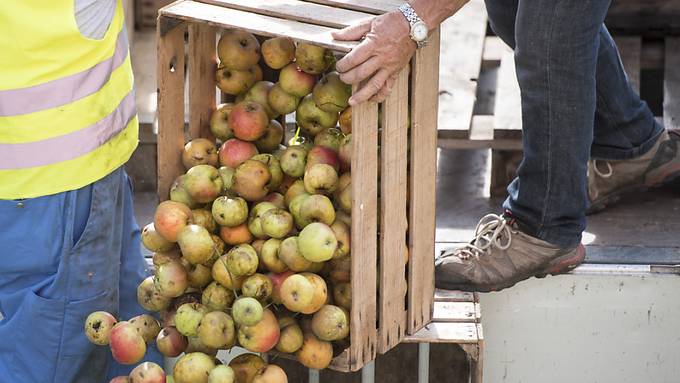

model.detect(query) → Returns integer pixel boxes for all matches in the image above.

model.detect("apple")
[296,332,333,369]
[84,311,117,345]
[226,244,259,277]
[229,101,269,142]
[232,159,271,201]
[333,282,351,310]
[129,362,165,383]
[154,260,189,298]
[314,128,343,152]
[212,195,248,227]
[329,256,351,283]
[334,172,351,214]
[232,297,264,326]
[154,201,193,242]
[284,180,308,207]
[304,163,338,195]
[295,43,333,75]
[335,210,352,228]
[330,220,351,259]
[182,138,218,169]
[268,270,294,304]
[338,134,351,171]
[210,103,235,141]
[276,318,304,353]
[255,120,284,153]
[229,354,266,383]
[280,274,314,312]
[175,302,208,337]
[156,326,188,357]
[262,37,295,69]
[311,304,349,341]
[137,276,172,311]
[218,30,260,70]
[185,165,223,203]
[237,308,280,352]
[313,72,351,113]
[298,194,336,227]
[212,255,245,290]
[141,223,175,252]
[279,63,316,98]
[177,224,214,265]
[296,94,338,136]
[129,314,161,343]
[279,146,307,178]
[251,154,283,190]
[173,352,216,383]
[186,336,218,356]
[170,175,198,209]
[206,234,226,267]
[260,192,286,210]
[191,209,217,233]
[243,81,278,119]
[248,201,277,239]
[216,65,257,95]
[268,83,300,115]
[202,281,235,311]
[218,166,235,193]
[109,321,146,365]
[218,138,258,169]
[288,194,310,229]
[242,273,273,303]
[306,145,340,172]
[259,238,288,273]
[298,222,337,262]
[260,208,293,239]
[299,272,328,314]
[110,376,130,383]
[338,106,352,134]
[253,364,288,383]
[181,258,213,289]
[278,236,312,272]
[198,311,236,349]
[208,365,235,383]
[219,223,253,246]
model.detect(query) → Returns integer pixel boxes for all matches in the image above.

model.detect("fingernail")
[348,97,356,106]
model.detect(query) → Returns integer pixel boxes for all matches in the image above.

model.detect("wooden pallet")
[156,0,439,372]
[404,288,484,383]
[436,2,680,196]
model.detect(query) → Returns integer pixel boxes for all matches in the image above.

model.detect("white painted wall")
[480,266,680,383]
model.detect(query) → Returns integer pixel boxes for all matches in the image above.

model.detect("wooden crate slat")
[613,36,641,93]
[188,23,218,140]
[435,288,476,303]
[664,37,680,130]
[437,0,488,138]
[378,67,409,354]
[160,1,357,52]
[301,0,400,15]
[493,48,522,136]
[432,302,479,323]
[349,90,378,371]
[407,27,440,335]
[157,22,187,200]
[403,322,479,344]
[468,115,494,141]
[196,0,373,29]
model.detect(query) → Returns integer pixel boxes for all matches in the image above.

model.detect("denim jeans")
[484,0,664,247]
[0,168,162,382]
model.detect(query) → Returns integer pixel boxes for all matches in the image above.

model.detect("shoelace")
[438,214,513,261]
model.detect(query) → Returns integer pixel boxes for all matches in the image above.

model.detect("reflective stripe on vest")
[0,0,138,199]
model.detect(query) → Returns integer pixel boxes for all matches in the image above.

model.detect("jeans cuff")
[590,120,665,160]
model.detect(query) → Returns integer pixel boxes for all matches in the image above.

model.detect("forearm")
[409,0,469,30]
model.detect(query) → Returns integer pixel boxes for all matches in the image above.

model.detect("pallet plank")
[614,36,641,93]
[350,88,378,371]
[408,28,440,335]
[160,1,357,52]
[493,48,522,136]
[482,35,510,62]
[188,23,218,140]
[665,37,680,130]
[157,21,187,200]
[196,0,372,29]
[378,67,409,354]
[437,0,488,138]
[432,302,478,323]
[301,0,400,14]
[403,322,479,344]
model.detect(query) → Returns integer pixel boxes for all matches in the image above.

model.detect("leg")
[502,0,613,248]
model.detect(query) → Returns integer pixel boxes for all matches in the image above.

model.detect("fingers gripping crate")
[156,0,440,372]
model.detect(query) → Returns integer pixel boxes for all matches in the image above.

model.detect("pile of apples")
[85,30,356,383]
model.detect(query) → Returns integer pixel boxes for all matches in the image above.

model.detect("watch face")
[413,22,428,41]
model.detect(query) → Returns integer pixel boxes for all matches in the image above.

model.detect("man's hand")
[332,11,416,105]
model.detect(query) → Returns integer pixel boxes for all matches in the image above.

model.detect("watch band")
[398,3,428,48]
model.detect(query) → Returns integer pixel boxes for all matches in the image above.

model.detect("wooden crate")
[156,0,440,372]
[437,0,680,196]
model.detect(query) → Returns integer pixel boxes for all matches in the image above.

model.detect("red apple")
[228,101,269,142]
[109,321,146,365]
[219,138,259,169]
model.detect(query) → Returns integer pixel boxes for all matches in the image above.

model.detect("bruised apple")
[154,201,193,242]
[182,138,218,169]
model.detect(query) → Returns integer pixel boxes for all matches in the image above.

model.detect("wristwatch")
[397,3,429,48]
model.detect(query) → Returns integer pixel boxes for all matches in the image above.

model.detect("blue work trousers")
[0,167,162,382]
[484,0,664,247]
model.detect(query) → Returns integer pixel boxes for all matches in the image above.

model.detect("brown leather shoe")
[588,130,680,214]
[435,214,585,292]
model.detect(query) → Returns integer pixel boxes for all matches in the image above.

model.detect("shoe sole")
[436,244,586,293]
[587,164,680,215]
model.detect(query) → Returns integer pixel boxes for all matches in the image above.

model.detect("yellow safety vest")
[0,0,138,199]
